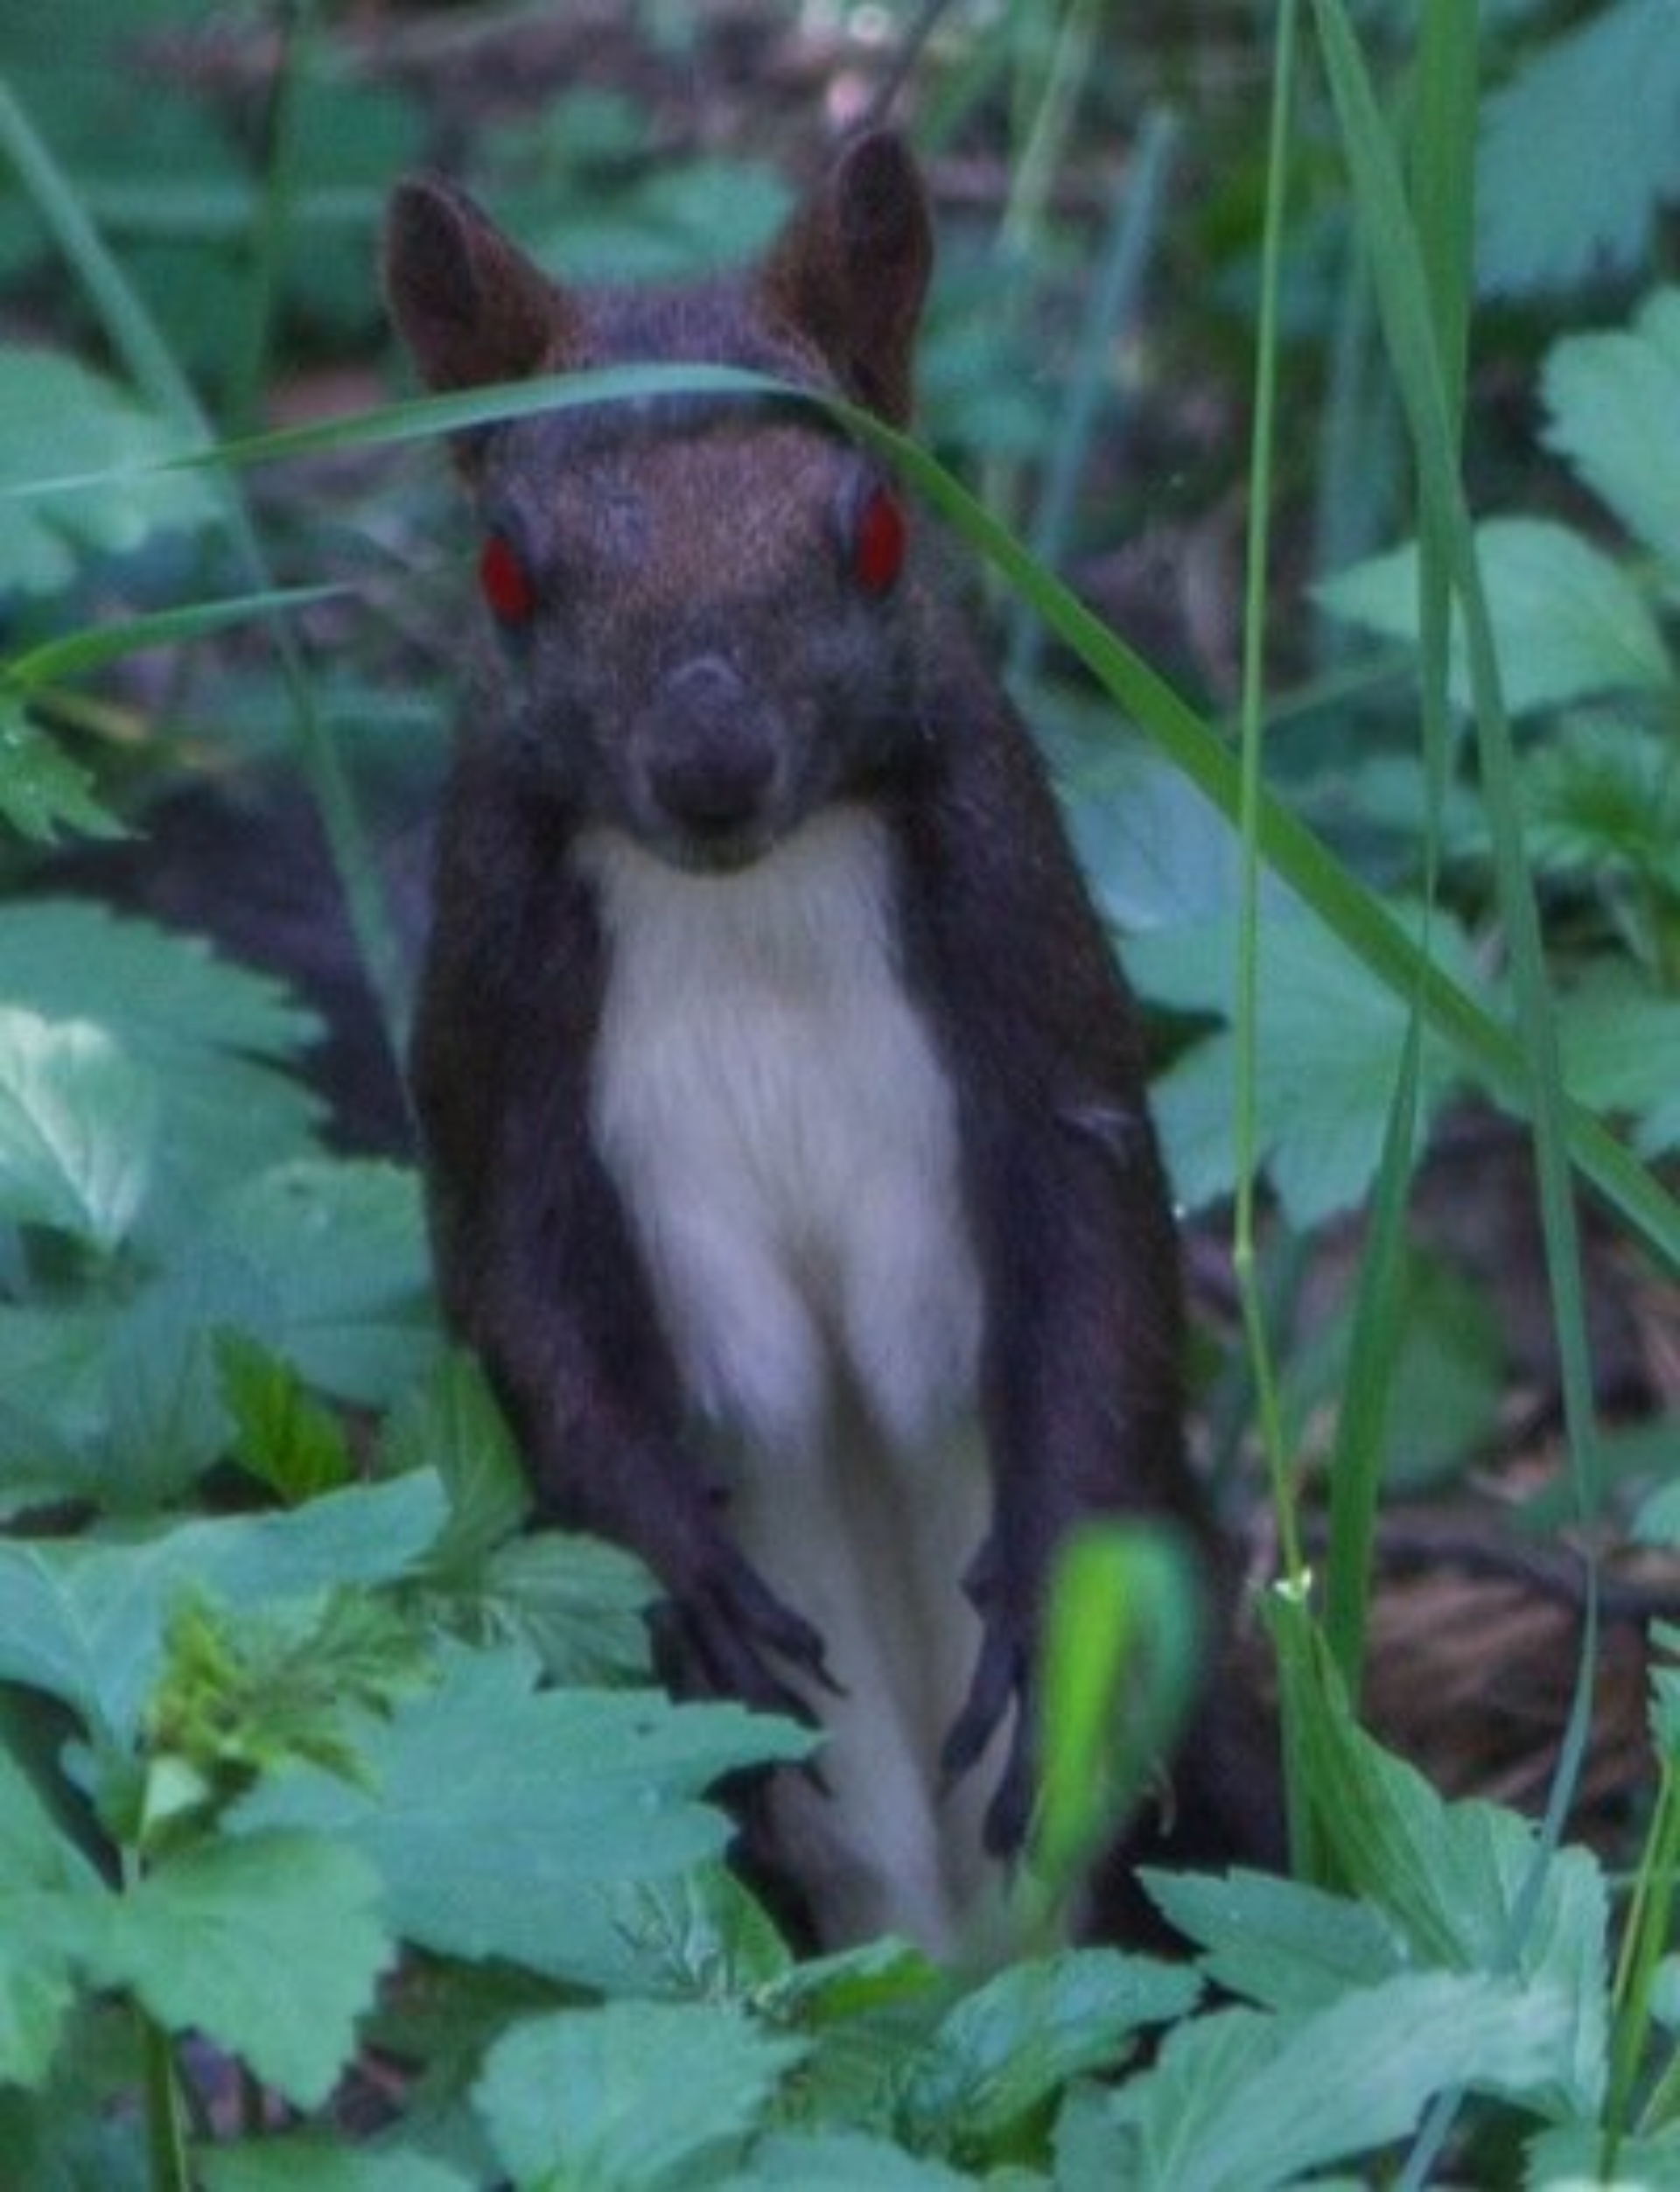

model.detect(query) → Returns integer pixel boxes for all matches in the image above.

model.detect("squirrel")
[382,129,1262,1951]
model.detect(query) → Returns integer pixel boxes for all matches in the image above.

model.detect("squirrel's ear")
[383,177,579,395]
[761,130,933,426]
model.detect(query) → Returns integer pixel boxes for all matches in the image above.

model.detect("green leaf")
[1032,1528,1205,1897]
[0,1303,115,1510]
[0,900,309,1060]
[99,1249,281,1508]
[1130,909,1469,1225]
[141,1588,429,1832]
[474,2000,803,2192]
[0,901,321,1242]
[723,2132,978,2189]
[1544,285,1680,575]
[588,1865,792,2001]
[216,1331,354,1504]
[0,1739,106,2086]
[472,1533,655,1686]
[382,1349,529,1572]
[0,1472,447,1742]
[0,697,120,843]
[232,1643,810,1985]
[1282,1245,1503,1491]
[91,1830,390,2109]
[1316,516,1670,716]
[1140,1867,1407,2012]
[1478,0,1680,298]
[0,1007,158,1250]
[200,1160,434,1404]
[1276,1602,1609,2119]
[897,1950,1198,2152]
[1104,1970,1578,2189]
[200,2140,473,2192]
[0,346,218,594]
[1526,2124,1680,2188]
[1558,980,1680,1159]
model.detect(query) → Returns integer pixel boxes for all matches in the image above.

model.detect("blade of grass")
[1234,0,1306,1582]
[1307,2,1610,2174]
[1010,102,1181,683]
[1312,0,1601,1517]
[0,69,410,1068]
[1235,0,1319,1883]
[1324,0,1479,1707]
[4,351,1678,1286]
[1,586,342,693]
[227,0,314,437]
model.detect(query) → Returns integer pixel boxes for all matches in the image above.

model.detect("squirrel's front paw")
[658,1539,839,1726]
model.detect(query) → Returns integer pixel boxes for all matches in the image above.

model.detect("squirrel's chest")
[576,812,984,1461]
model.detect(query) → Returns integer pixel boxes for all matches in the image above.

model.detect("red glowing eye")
[850,483,906,595]
[478,530,536,625]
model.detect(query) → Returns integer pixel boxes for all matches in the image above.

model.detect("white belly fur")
[578,809,1004,1950]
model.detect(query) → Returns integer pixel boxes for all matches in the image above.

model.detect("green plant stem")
[1235,0,1306,1591]
[1604,1754,1680,2170]
[1324,0,1476,1712]
[139,2006,191,2192]
[1000,0,1104,258]
[1010,102,1181,683]
[228,0,313,437]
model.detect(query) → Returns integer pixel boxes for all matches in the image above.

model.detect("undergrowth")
[3,2,1680,2186]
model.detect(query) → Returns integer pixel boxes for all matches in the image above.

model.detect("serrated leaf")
[0,900,311,1058]
[760,1930,940,2025]
[231,1642,810,1984]
[722,2131,978,2189]
[0,1739,107,2087]
[216,1331,354,1504]
[473,1532,654,1686]
[199,2140,473,2192]
[0,697,120,844]
[200,1160,434,1404]
[100,1248,281,1508]
[1526,2123,1680,2188]
[474,1999,804,2192]
[1105,1970,1575,2190]
[1558,981,1680,1159]
[1478,0,1680,298]
[1140,1867,1407,2012]
[0,901,321,1241]
[1129,909,1469,1225]
[1544,286,1680,575]
[0,1472,447,1742]
[0,1890,96,2091]
[898,1950,1198,2151]
[1273,1599,1609,2118]
[91,1831,390,2109]
[0,347,217,595]
[382,1349,528,1572]
[1317,517,1670,716]
[590,1865,792,2000]
[0,1008,158,1250]
[0,1303,115,1509]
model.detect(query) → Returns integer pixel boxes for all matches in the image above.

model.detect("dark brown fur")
[384,132,1270,1933]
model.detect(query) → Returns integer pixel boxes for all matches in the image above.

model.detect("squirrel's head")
[382,135,936,872]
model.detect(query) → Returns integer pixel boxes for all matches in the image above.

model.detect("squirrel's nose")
[643,655,779,841]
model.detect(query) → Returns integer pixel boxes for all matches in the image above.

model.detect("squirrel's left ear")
[760,130,933,428]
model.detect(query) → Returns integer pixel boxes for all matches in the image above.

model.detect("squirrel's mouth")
[642,816,782,877]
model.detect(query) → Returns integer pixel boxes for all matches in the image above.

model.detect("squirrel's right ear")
[382,176,579,395]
